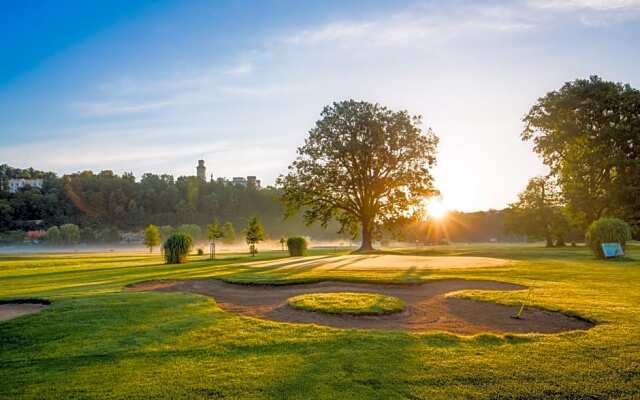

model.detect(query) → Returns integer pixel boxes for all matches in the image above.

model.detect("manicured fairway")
[1,244,640,399]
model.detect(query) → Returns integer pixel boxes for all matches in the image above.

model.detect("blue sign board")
[601,242,624,258]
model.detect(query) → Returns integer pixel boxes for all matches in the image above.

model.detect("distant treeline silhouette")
[0,164,344,241]
[0,164,521,244]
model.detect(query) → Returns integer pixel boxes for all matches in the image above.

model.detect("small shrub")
[60,223,80,245]
[287,236,308,256]
[197,248,204,255]
[585,217,632,258]
[164,232,193,264]
[45,226,62,245]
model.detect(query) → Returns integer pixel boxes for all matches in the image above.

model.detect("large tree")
[522,76,640,229]
[278,100,438,251]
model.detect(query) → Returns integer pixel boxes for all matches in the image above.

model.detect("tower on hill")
[197,160,206,182]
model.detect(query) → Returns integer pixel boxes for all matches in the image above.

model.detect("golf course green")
[1,243,639,399]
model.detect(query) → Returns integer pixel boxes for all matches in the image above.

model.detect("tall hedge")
[287,236,308,256]
[163,232,193,264]
[585,217,632,258]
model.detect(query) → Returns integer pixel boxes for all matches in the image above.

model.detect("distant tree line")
[398,209,521,244]
[1,163,526,245]
[0,165,345,244]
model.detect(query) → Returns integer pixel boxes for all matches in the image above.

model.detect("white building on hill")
[7,178,44,193]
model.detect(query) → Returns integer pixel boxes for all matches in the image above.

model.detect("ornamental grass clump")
[286,236,308,256]
[163,232,193,264]
[585,217,632,259]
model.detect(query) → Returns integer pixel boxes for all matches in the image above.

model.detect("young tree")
[207,220,224,260]
[279,236,287,252]
[278,100,438,251]
[221,222,236,244]
[245,216,265,256]
[143,224,161,253]
[504,176,569,247]
[522,76,640,229]
[46,226,62,245]
[60,223,80,245]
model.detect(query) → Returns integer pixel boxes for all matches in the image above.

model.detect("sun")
[426,198,448,219]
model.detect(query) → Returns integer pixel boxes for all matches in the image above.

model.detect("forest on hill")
[0,164,516,245]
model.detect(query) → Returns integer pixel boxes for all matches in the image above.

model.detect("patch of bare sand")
[127,279,593,335]
[243,254,512,271]
[0,302,49,322]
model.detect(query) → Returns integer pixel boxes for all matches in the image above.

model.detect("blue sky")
[1,0,639,211]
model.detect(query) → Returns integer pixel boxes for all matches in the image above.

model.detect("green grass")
[1,244,640,399]
[287,292,405,315]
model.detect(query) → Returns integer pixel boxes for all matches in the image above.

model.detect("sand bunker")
[242,255,512,271]
[128,279,592,334]
[0,300,50,322]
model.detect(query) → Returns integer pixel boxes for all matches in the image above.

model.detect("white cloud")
[285,21,374,44]
[528,0,640,25]
[281,7,534,48]
[529,0,640,10]
[223,61,253,76]
[72,99,178,116]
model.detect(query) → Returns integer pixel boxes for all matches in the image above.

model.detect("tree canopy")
[245,216,265,256]
[504,176,570,247]
[143,224,161,253]
[278,100,438,251]
[522,76,640,229]
[207,220,224,259]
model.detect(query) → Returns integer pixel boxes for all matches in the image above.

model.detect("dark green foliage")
[523,76,640,229]
[504,176,571,247]
[80,227,99,243]
[99,227,121,243]
[197,248,204,256]
[163,232,193,264]
[286,236,308,256]
[0,230,25,244]
[0,164,345,241]
[585,218,632,258]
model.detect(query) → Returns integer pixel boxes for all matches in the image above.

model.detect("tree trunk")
[545,234,554,248]
[358,222,374,252]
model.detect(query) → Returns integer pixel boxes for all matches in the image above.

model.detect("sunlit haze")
[426,197,448,219]
[1,0,639,211]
